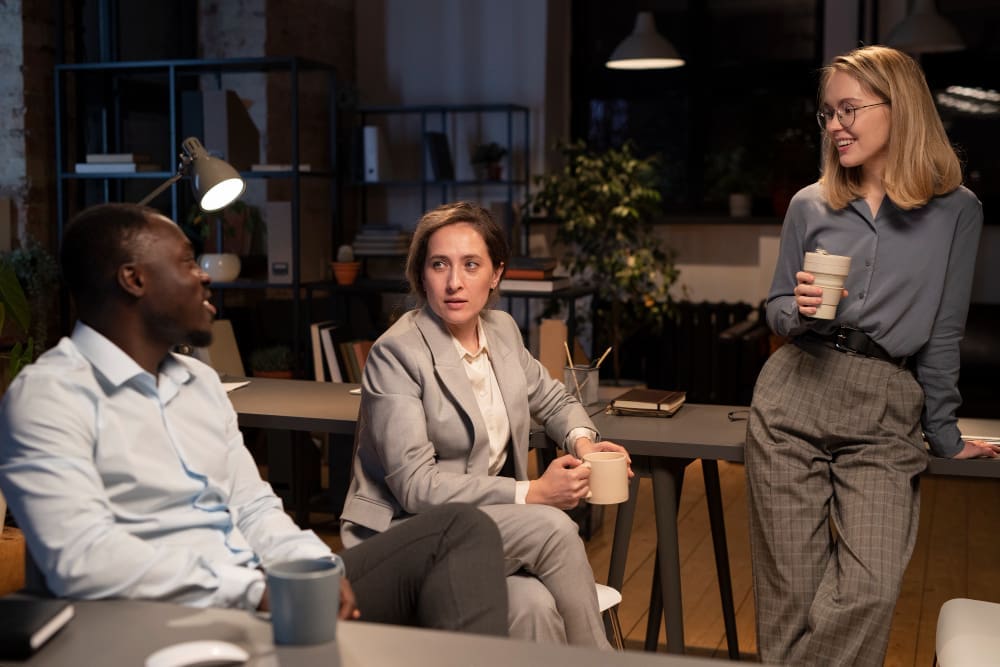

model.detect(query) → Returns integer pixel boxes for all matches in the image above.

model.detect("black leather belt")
[804,327,908,367]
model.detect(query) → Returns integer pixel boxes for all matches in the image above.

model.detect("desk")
[593,405,746,657]
[24,599,729,667]
[594,406,1000,656]
[227,378,361,524]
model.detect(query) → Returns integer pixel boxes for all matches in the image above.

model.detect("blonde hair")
[818,45,962,210]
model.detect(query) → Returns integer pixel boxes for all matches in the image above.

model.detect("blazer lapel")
[414,307,493,474]
[482,311,530,480]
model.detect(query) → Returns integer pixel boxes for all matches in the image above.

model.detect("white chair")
[596,583,624,650]
[935,598,1000,666]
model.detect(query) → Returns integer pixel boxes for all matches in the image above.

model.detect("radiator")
[616,301,768,405]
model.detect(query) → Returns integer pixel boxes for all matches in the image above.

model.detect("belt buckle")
[833,328,858,355]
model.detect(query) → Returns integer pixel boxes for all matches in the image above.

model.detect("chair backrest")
[192,320,245,376]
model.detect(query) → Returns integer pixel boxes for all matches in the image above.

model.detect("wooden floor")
[313,460,1000,665]
[582,460,1000,664]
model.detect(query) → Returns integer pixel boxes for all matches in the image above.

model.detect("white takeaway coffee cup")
[803,250,851,320]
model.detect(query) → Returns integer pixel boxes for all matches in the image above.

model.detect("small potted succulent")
[331,244,360,285]
[250,344,295,379]
[471,142,508,181]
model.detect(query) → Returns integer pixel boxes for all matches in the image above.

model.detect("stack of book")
[500,256,570,292]
[74,153,160,173]
[607,388,686,417]
[352,225,411,257]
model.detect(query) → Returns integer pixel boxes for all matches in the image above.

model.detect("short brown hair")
[818,45,962,210]
[405,202,509,306]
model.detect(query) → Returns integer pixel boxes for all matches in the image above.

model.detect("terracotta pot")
[331,261,361,285]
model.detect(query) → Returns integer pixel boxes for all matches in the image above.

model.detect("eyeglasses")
[816,102,889,130]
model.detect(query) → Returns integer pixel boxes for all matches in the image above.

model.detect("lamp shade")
[181,137,246,211]
[885,0,964,54]
[606,11,685,70]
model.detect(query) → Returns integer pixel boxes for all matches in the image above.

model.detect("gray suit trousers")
[478,504,611,649]
[746,341,927,666]
[339,504,509,637]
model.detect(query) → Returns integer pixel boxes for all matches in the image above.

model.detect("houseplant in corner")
[527,140,678,382]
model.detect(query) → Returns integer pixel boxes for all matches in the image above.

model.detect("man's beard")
[187,329,213,348]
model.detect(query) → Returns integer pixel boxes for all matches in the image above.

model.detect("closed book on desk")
[0,598,75,659]
[499,277,571,293]
[610,388,686,416]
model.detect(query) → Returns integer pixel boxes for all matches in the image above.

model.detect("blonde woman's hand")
[795,271,847,317]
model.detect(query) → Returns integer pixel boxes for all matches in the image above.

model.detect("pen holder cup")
[563,365,599,406]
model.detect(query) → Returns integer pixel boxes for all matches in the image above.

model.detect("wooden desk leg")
[650,458,688,654]
[607,475,641,591]
[703,460,740,660]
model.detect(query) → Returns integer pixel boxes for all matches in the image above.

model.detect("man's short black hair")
[60,203,157,314]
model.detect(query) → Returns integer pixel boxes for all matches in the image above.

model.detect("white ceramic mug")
[582,451,629,505]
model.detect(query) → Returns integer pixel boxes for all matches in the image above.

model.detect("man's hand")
[953,439,1000,459]
[574,438,634,478]
[340,578,361,620]
[526,454,590,509]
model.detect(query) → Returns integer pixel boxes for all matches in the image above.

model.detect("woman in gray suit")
[341,201,631,648]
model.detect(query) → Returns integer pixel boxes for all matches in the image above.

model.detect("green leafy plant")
[526,140,678,380]
[704,146,764,200]
[185,200,263,255]
[5,241,59,350]
[0,261,33,386]
[250,344,294,373]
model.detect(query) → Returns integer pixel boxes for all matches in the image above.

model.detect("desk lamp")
[606,11,685,70]
[137,137,245,211]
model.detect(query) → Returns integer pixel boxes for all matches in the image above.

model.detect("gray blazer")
[341,307,594,534]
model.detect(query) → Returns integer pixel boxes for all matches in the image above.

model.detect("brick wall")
[0,0,56,249]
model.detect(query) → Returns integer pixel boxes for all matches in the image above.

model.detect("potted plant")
[704,146,763,217]
[471,141,508,181]
[185,200,264,282]
[0,260,33,390]
[331,244,361,285]
[250,344,295,379]
[4,240,58,352]
[527,140,678,381]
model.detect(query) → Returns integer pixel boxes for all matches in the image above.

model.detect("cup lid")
[804,251,851,274]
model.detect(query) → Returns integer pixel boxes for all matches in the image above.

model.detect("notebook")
[0,598,75,659]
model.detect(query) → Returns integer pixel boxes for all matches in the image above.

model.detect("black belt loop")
[804,327,908,367]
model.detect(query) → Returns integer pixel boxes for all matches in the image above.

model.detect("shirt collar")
[450,318,489,361]
[71,322,192,390]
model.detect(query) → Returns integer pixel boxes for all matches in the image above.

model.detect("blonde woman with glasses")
[746,45,996,665]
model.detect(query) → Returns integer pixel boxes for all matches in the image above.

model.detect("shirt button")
[865,260,871,267]
[859,292,866,299]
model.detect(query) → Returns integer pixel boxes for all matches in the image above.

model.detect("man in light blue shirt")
[0,203,508,635]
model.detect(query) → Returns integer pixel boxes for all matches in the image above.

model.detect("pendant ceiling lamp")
[885,0,964,54]
[606,11,685,70]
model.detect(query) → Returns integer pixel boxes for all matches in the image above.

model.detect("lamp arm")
[136,171,185,207]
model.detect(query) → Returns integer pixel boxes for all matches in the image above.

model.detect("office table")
[22,598,731,667]
[227,377,361,524]
[593,404,746,657]
[593,406,1000,657]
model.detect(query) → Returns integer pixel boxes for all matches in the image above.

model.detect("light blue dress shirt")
[0,323,336,608]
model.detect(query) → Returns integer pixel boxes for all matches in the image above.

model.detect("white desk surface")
[24,599,729,667]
